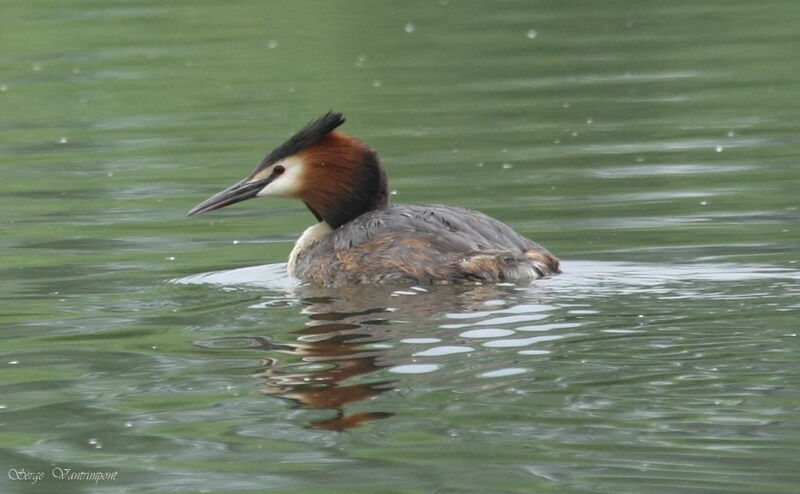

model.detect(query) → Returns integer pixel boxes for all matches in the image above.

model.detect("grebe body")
[289,204,558,286]
[188,113,560,287]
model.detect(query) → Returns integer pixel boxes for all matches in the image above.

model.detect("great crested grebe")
[188,112,560,286]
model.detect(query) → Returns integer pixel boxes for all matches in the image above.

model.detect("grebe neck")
[287,222,333,276]
[303,148,388,229]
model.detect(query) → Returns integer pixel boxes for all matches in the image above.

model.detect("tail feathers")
[525,248,561,276]
[457,248,560,282]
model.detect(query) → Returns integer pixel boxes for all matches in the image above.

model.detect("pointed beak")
[187,178,269,216]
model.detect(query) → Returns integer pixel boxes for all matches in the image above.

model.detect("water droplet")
[553,139,560,144]
[390,190,398,196]
[526,29,538,39]
[715,145,723,152]
[8,361,19,365]
[501,163,513,169]
[267,40,278,49]
[404,23,415,33]
[124,422,133,428]
[356,54,367,66]
[727,130,735,137]
[571,131,579,137]
[699,200,708,206]
[372,79,382,87]
[88,438,102,448]
[586,117,593,124]
[477,162,484,167]
[0,84,8,92]
[58,137,68,144]
[562,102,570,108]
[0,405,7,410]
[232,240,240,245]
[165,256,176,261]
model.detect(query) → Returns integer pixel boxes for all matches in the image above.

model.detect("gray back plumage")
[328,204,534,253]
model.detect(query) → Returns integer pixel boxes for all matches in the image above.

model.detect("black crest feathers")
[254,112,345,172]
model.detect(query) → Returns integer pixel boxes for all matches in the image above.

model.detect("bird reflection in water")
[254,307,397,431]
[195,283,538,430]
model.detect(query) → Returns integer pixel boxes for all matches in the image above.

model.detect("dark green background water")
[1,1,798,493]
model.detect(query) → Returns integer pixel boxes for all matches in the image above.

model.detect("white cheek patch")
[256,157,305,198]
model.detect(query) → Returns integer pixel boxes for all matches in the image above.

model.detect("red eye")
[273,165,285,175]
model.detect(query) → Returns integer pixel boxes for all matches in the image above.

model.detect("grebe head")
[188,112,388,228]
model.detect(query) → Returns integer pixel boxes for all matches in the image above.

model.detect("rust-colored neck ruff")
[300,132,388,229]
